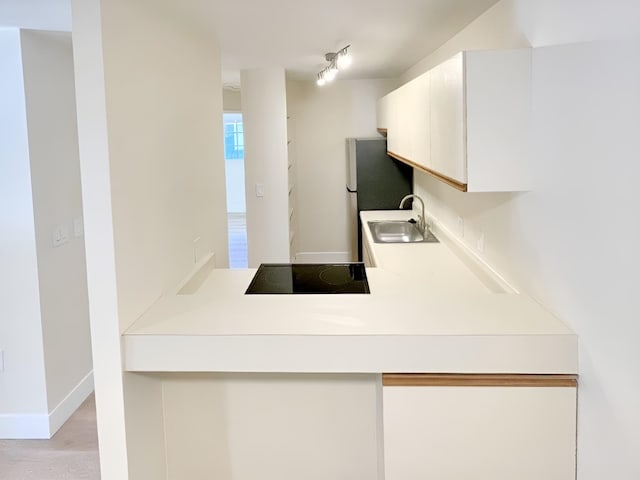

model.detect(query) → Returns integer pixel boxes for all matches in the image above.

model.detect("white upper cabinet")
[376,94,389,132]
[379,48,532,192]
[430,52,465,185]
[385,71,430,170]
[463,49,532,192]
[395,84,412,161]
[385,88,402,156]
[406,72,430,170]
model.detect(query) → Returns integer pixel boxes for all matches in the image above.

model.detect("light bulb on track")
[325,68,336,82]
[337,49,352,69]
[316,44,351,87]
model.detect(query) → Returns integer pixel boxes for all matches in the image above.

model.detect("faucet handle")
[417,214,426,233]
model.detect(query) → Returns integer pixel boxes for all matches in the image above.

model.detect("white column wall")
[401,1,640,478]
[241,68,289,266]
[100,0,228,331]
[0,28,49,427]
[71,0,129,474]
[71,0,227,477]
[20,29,93,427]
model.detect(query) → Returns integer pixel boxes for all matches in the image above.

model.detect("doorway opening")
[223,112,247,268]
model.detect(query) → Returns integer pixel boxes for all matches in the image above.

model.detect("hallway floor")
[228,212,248,268]
[0,395,100,479]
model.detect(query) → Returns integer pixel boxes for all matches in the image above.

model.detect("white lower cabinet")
[383,378,577,480]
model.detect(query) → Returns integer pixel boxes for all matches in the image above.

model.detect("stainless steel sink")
[367,221,438,244]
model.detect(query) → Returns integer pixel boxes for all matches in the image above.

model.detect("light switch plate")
[255,183,265,197]
[0,349,4,373]
[52,224,70,247]
[73,216,84,238]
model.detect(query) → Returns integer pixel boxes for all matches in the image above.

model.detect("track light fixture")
[316,45,351,86]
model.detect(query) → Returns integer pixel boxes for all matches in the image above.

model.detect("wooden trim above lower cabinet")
[387,151,468,192]
[377,128,388,136]
[382,373,578,388]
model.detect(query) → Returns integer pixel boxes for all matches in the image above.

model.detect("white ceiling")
[0,0,71,31]
[165,0,500,86]
[1,0,500,85]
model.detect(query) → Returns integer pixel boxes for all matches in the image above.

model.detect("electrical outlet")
[457,216,464,237]
[477,233,485,253]
[193,236,202,263]
[426,216,434,230]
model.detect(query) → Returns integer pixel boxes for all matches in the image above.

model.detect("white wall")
[401,1,640,478]
[20,29,93,427]
[399,1,530,83]
[0,28,48,423]
[285,78,395,260]
[241,68,290,266]
[71,0,227,477]
[0,28,92,439]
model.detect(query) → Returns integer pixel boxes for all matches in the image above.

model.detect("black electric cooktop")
[245,263,370,294]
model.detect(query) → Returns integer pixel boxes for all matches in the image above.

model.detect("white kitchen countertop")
[123,211,577,374]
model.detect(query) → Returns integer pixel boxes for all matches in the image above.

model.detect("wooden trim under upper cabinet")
[387,151,468,192]
[382,373,578,388]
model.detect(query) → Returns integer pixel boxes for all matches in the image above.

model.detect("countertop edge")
[124,333,578,374]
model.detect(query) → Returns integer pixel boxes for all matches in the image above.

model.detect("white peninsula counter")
[123,210,576,375]
[122,210,579,480]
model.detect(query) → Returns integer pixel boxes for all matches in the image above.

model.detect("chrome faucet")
[399,194,426,233]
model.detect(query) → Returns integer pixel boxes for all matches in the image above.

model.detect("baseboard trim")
[294,252,352,263]
[48,370,94,436]
[0,412,50,439]
[0,370,94,439]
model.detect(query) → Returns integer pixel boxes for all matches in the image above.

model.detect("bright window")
[224,113,244,160]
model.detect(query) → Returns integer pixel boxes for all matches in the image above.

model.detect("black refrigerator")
[346,138,413,261]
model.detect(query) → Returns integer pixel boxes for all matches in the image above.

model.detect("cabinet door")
[464,48,532,191]
[407,71,430,170]
[430,52,466,184]
[388,83,416,161]
[376,95,389,131]
[383,385,577,480]
[386,89,401,155]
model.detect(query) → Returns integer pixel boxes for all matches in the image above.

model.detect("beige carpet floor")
[0,394,100,480]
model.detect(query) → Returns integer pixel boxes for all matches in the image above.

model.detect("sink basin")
[367,221,438,244]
